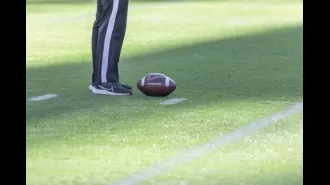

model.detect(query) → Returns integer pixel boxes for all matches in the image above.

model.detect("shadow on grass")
[26,0,225,5]
[26,0,93,4]
[25,0,183,5]
[26,25,303,122]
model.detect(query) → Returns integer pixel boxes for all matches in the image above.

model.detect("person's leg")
[91,0,103,86]
[104,0,129,84]
[89,0,132,95]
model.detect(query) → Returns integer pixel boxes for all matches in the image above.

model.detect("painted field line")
[28,94,57,102]
[160,98,186,105]
[110,102,303,185]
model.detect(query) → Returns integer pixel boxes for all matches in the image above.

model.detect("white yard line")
[160,98,186,105]
[110,102,303,185]
[27,94,57,102]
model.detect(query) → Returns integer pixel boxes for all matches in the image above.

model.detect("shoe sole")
[89,85,132,96]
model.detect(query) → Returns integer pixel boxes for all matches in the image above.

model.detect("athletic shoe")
[89,82,132,96]
[119,83,132,90]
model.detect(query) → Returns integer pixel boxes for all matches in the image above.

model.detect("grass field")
[26,0,303,184]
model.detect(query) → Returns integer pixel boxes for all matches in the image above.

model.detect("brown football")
[137,73,176,97]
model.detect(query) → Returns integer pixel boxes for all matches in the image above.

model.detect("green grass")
[146,113,303,185]
[26,0,303,184]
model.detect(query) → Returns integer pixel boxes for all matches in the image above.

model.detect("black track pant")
[91,0,129,86]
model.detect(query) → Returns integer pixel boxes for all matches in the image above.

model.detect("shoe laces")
[109,82,122,88]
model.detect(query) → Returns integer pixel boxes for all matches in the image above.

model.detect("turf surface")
[26,0,303,184]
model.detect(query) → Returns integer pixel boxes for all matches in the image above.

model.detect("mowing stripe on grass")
[28,94,57,102]
[266,100,300,104]
[110,102,303,185]
[160,98,186,105]
[28,1,185,26]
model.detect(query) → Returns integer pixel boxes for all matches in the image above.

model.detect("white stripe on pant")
[101,0,120,83]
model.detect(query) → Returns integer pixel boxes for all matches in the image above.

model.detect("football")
[137,73,176,97]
